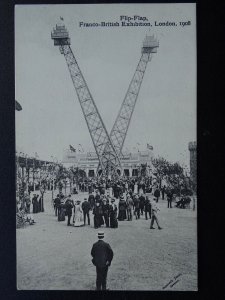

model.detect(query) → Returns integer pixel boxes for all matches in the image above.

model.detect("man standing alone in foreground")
[91,231,114,290]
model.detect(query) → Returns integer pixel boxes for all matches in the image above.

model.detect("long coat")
[82,200,91,213]
[93,205,104,227]
[154,189,160,198]
[88,194,95,208]
[91,240,114,268]
[109,204,118,228]
[139,195,145,209]
[144,199,151,212]
[118,200,127,220]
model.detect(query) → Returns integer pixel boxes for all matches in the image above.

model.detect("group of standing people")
[53,194,86,227]
[92,197,118,229]
[76,176,163,199]
[53,182,165,230]
[31,194,42,214]
[117,193,152,221]
[17,193,43,215]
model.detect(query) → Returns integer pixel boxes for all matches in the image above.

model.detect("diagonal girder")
[52,23,158,177]
[52,23,121,177]
[99,35,159,172]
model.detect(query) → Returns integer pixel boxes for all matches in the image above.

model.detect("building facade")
[62,149,154,177]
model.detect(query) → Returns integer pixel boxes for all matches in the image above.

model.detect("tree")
[55,165,69,195]
[69,166,87,188]
[151,157,187,194]
[151,157,171,188]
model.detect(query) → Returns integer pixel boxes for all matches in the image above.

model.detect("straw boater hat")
[98,231,104,239]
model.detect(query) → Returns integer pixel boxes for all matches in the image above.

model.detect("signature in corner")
[162,273,182,290]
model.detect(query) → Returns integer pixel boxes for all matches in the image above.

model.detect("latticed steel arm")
[51,24,121,177]
[106,36,159,157]
[109,52,151,156]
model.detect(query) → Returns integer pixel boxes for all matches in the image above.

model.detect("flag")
[147,143,153,150]
[78,144,84,152]
[69,145,76,152]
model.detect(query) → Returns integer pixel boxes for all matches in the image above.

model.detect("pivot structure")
[98,35,159,172]
[51,23,121,178]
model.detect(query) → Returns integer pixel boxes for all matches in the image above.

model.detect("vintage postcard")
[15,3,197,290]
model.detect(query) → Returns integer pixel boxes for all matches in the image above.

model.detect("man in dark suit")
[65,196,74,226]
[161,185,166,200]
[154,186,160,203]
[166,188,173,208]
[144,196,152,220]
[139,193,145,215]
[54,194,61,216]
[133,195,140,219]
[82,198,91,225]
[91,231,114,290]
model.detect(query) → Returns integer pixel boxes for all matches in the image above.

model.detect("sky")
[15,4,196,168]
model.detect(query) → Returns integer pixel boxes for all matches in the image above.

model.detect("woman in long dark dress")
[32,195,38,214]
[118,197,127,221]
[109,199,118,228]
[93,202,104,228]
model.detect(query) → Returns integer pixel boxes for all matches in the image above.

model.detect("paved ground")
[17,191,197,290]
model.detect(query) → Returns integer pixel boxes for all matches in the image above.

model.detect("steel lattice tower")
[97,36,159,174]
[51,23,121,177]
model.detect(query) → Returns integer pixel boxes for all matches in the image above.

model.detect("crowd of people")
[17,175,193,230]
[53,177,167,230]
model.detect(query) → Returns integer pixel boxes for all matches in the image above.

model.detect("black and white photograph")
[15,3,197,291]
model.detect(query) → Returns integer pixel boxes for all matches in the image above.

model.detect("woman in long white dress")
[134,182,138,194]
[73,200,84,227]
[109,186,113,197]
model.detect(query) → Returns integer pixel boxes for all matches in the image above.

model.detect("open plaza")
[17,190,197,291]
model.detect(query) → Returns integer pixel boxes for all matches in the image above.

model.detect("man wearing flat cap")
[91,231,114,290]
